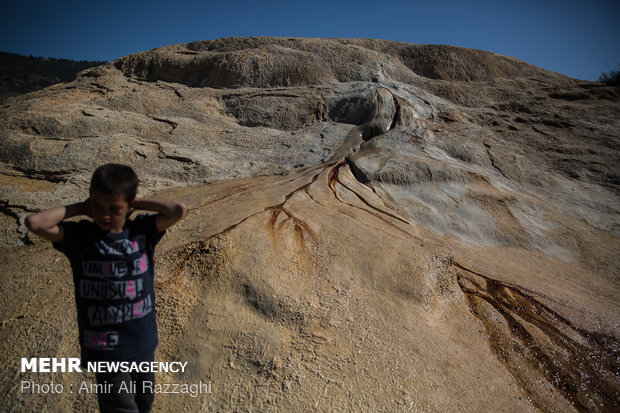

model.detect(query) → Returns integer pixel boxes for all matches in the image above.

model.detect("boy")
[25,163,187,413]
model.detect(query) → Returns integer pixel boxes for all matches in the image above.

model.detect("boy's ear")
[129,199,139,212]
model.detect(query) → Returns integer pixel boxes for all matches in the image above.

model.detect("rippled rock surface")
[1,37,619,412]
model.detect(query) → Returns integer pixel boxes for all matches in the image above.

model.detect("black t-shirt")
[53,214,164,362]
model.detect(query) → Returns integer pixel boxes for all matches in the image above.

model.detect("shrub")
[598,64,620,86]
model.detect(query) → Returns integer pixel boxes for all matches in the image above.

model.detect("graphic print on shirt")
[79,234,154,347]
[81,235,149,278]
[79,278,144,300]
[84,330,119,350]
[81,254,148,278]
[94,235,147,256]
[87,294,153,326]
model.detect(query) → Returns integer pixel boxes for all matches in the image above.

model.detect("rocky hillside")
[0,51,105,100]
[1,37,619,412]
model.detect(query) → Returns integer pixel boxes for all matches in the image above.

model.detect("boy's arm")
[25,201,90,243]
[134,198,187,233]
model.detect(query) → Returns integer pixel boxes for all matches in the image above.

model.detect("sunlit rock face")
[1,37,619,412]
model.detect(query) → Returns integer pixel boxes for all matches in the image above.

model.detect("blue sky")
[1,0,618,81]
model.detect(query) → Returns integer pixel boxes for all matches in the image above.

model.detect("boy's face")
[89,191,137,233]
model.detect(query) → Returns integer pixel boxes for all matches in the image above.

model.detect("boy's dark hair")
[90,163,139,202]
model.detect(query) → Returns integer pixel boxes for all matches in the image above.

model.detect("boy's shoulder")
[52,219,95,253]
[61,214,156,232]
[129,213,161,234]
[54,214,161,251]
[125,214,166,247]
[58,218,96,237]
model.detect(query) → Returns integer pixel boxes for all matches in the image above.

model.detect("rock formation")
[1,37,618,412]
